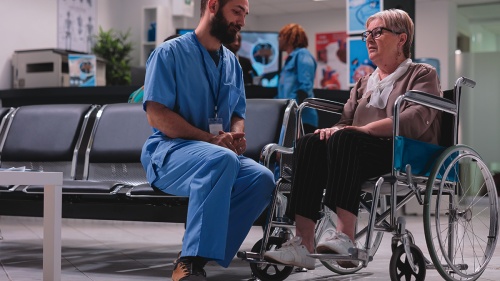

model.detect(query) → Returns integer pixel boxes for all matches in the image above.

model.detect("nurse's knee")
[209,149,240,173]
[254,165,276,193]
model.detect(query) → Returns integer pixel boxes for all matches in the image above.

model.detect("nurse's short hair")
[201,0,231,17]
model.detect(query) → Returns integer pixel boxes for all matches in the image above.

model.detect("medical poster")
[315,32,348,90]
[69,54,97,87]
[347,37,375,85]
[347,0,383,34]
[239,32,280,87]
[58,0,97,53]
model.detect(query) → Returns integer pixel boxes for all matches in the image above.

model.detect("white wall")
[470,25,498,52]
[456,52,500,167]
[0,0,57,90]
[97,0,258,67]
[416,0,456,89]
[97,0,176,67]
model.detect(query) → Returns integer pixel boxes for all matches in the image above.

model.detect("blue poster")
[69,54,97,87]
[347,0,383,34]
[347,37,375,85]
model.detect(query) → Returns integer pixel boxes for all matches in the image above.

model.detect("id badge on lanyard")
[194,35,225,136]
[209,117,223,135]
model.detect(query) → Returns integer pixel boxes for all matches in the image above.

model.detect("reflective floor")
[0,215,499,281]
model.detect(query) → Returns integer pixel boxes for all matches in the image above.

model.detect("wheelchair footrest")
[238,251,295,268]
[426,263,468,271]
[237,251,261,261]
[308,253,360,262]
[309,248,372,262]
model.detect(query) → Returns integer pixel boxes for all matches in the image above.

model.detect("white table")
[1,171,63,281]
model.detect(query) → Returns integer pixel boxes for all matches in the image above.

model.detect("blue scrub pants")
[146,140,275,267]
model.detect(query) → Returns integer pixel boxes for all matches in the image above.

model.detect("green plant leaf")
[92,27,134,85]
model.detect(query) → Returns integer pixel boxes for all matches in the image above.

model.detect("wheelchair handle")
[455,76,476,88]
[300,98,344,113]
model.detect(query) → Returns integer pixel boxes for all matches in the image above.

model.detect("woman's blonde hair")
[279,23,308,49]
[366,9,414,58]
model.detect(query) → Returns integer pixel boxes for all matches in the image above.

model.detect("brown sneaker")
[172,258,207,281]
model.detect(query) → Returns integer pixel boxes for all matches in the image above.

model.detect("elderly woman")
[264,9,441,269]
[277,23,318,133]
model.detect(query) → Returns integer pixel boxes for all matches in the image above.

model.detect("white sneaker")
[316,230,359,268]
[263,236,315,270]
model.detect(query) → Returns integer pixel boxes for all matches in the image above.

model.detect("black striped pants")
[286,129,393,221]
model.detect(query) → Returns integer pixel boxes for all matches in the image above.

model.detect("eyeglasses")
[361,27,402,42]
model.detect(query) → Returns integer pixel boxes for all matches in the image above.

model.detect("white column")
[415,0,457,89]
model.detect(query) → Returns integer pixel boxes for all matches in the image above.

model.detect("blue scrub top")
[277,47,318,127]
[143,32,246,138]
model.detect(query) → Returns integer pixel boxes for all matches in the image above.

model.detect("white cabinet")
[141,6,170,66]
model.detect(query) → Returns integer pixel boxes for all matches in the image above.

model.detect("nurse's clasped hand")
[209,131,247,155]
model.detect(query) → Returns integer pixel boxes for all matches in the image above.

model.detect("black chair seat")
[126,183,176,197]
[0,185,15,192]
[24,180,123,194]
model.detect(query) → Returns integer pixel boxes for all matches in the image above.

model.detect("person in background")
[225,31,256,85]
[277,23,318,134]
[128,34,181,103]
[264,9,442,270]
[140,0,275,280]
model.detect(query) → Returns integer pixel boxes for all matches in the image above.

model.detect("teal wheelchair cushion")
[394,136,456,181]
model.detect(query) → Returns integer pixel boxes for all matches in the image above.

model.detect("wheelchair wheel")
[389,244,426,281]
[317,193,387,275]
[249,237,294,281]
[391,230,415,252]
[424,145,499,281]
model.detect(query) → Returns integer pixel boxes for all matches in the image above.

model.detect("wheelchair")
[238,77,499,281]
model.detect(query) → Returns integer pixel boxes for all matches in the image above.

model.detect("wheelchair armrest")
[300,98,344,114]
[260,143,293,169]
[403,90,457,114]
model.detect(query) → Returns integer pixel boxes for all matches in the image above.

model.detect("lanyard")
[192,32,224,118]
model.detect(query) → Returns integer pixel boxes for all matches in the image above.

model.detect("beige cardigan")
[337,63,442,144]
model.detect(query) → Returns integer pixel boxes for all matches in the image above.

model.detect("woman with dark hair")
[277,23,318,133]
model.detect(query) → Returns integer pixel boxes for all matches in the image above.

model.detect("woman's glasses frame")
[361,27,402,42]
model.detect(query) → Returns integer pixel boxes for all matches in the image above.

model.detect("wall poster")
[315,32,348,90]
[58,0,97,53]
[346,0,382,86]
[69,54,97,87]
[347,0,383,34]
[347,37,376,86]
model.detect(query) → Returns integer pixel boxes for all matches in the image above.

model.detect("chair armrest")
[260,143,293,169]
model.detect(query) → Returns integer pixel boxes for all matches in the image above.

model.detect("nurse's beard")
[210,9,239,45]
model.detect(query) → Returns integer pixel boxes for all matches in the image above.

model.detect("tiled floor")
[0,215,499,281]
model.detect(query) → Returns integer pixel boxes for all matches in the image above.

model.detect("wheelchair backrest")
[439,89,455,148]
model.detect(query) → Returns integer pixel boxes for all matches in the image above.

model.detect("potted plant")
[92,27,133,85]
